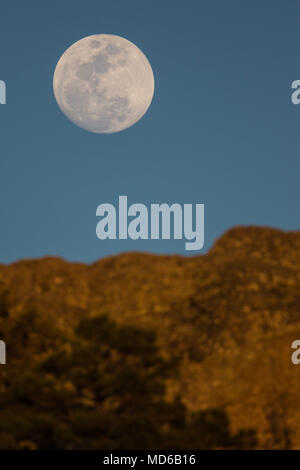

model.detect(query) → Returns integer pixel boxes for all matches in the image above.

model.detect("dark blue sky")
[0,0,299,263]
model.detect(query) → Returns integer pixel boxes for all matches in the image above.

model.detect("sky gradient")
[0,0,299,263]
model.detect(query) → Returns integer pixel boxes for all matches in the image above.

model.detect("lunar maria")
[53,34,154,133]
[96,196,204,251]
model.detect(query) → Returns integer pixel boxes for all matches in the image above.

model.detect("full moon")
[53,34,154,133]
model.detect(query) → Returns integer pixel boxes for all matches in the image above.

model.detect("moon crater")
[53,34,154,133]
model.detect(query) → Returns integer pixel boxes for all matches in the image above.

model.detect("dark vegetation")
[0,313,255,449]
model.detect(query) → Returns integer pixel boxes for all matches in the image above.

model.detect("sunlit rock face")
[0,226,300,449]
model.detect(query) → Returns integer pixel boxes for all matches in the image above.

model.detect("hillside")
[0,225,299,449]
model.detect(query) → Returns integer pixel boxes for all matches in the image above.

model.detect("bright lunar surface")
[53,34,155,133]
